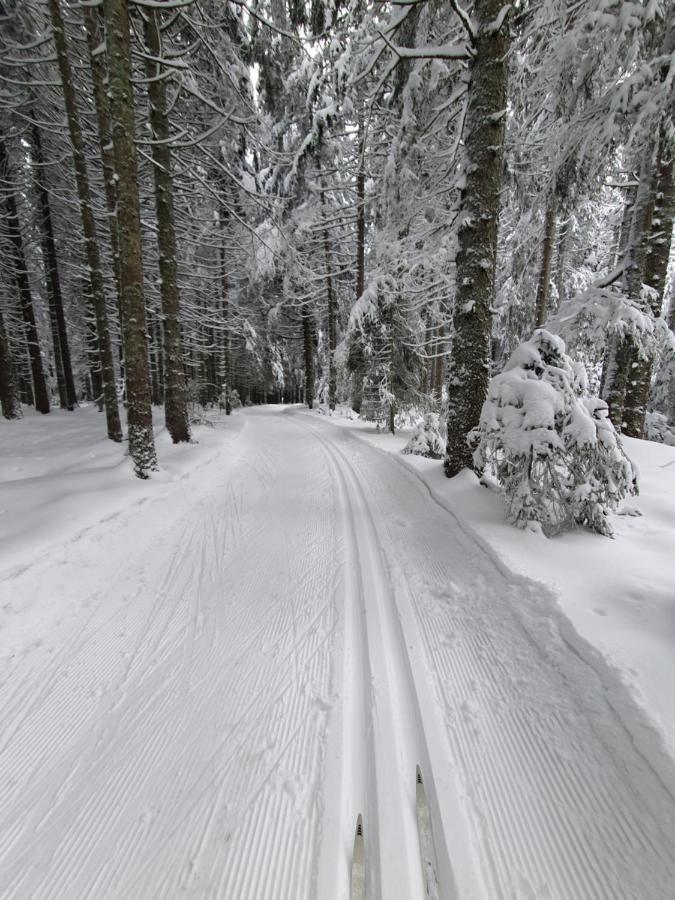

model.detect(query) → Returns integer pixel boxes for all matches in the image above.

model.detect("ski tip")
[355,813,363,837]
[416,764,423,786]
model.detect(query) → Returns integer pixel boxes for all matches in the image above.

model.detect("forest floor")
[1,405,675,900]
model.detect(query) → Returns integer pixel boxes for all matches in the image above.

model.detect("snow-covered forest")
[1,1,674,898]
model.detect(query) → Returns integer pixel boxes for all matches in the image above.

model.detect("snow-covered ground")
[316,407,675,762]
[1,405,675,899]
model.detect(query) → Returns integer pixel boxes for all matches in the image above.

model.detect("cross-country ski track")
[1,406,675,900]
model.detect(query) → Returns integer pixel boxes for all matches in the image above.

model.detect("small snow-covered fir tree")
[473,329,636,536]
[402,413,445,459]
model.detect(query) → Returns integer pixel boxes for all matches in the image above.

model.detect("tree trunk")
[31,122,77,410]
[302,307,315,409]
[433,326,445,401]
[610,16,674,437]
[48,0,121,439]
[320,184,337,411]
[445,1,510,476]
[103,0,158,476]
[0,140,50,414]
[144,8,190,443]
[0,307,22,419]
[622,119,675,438]
[554,217,568,307]
[82,4,124,379]
[534,198,557,327]
[150,313,164,406]
[220,208,232,414]
[85,289,104,411]
[351,104,367,414]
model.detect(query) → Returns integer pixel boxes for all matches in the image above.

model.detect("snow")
[1,405,675,898]
[0,406,245,578]
[320,406,675,761]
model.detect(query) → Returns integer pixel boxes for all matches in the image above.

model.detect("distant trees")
[0,0,672,478]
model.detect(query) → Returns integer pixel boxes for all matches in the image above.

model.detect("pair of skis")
[350,766,441,900]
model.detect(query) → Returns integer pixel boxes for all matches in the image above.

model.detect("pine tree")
[143,8,190,444]
[0,139,50,415]
[445,1,511,476]
[103,0,157,477]
[47,0,121,439]
[0,306,22,419]
[31,122,77,411]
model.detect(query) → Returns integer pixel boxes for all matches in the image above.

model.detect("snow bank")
[0,405,244,578]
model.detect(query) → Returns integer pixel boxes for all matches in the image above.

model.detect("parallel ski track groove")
[356,433,675,900]
[302,418,437,900]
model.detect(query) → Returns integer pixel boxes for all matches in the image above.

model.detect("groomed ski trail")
[0,413,340,900]
[307,417,450,900]
[296,407,675,900]
[1,407,675,900]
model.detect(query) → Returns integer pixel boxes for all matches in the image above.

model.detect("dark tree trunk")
[302,307,315,409]
[603,337,631,429]
[445,1,511,476]
[320,184,337,411]
[31,122,77,410]
[0,307,22,419]
[623,119,675,438]
[351,104,367,413]
[144,9,190,443]
[0,141,50,414]
[220,208,231,414]
[534,198,557,327]
[82,4,124,378]
[608,16,674,437]
[150,313,164,406]
[103,0,158,476]
[85,291,104,412]
[433,326,445,401]
[48,0,122,439]
[554,218,568,307]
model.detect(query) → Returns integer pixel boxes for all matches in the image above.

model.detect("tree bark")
[622,121,675,438]
[144,8,190,443]
[82,4,121,300]
[85,289,104,411]
[103,0,158,476]
[554,218,568,307]
[31,122,77,410]
[220,207,231,414]
[48,0,121,439]
[0,307,22,419]
[433,326,445,400]
[445,0,510,476]
[320,182,337,411]
[534,198,557,327]
[351,105,367,413]
[611,15,674,437]
[302,307,315,409]
[0,140,50,414]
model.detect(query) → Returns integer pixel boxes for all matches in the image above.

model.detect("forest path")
[1,407,674,899]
